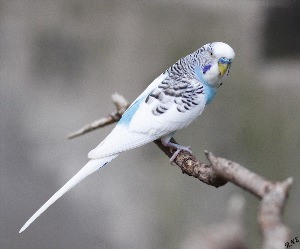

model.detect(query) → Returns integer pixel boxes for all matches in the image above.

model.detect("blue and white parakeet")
[19,42,235,233]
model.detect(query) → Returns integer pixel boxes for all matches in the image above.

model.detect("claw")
[169,145,192,163]
[160,134,192,163]
[165,143,192,163]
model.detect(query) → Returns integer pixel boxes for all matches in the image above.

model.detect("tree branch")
[259,178,293,249]
[67,93,129,139]
[68,93,293,249]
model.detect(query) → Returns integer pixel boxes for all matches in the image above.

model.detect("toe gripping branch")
[161,139,193,163]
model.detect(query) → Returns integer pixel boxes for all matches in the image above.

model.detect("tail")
[19,154,118,233]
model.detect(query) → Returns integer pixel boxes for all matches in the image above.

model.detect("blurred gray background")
[1,1,299,249]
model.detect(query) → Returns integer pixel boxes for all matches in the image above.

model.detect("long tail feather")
[19,155,118,233]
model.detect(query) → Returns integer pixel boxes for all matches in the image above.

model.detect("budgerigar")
[19,42,235,233]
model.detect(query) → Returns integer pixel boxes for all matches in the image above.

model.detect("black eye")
[210,52,213,56]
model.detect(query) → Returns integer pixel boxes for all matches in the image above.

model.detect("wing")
[88,73,207,159]
[126,73,168,110]
[128,74,207,136]
[88,73,168,159]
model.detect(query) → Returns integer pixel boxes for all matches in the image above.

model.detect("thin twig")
[205,151,273,198]
[67,93,129,139]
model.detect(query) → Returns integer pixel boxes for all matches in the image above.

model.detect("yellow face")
[199,42,235,87]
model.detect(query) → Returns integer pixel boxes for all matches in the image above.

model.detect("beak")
[218,62,230,77]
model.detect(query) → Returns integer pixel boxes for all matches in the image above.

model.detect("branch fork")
[68,93,293,249]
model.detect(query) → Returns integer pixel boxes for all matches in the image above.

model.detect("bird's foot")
[166,143,192,163]
[160,135,192,163]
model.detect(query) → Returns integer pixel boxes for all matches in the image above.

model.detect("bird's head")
[197,42,235,88]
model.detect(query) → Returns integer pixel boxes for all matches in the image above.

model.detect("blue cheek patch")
[118,97,144,125]
[202,64,211,74]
